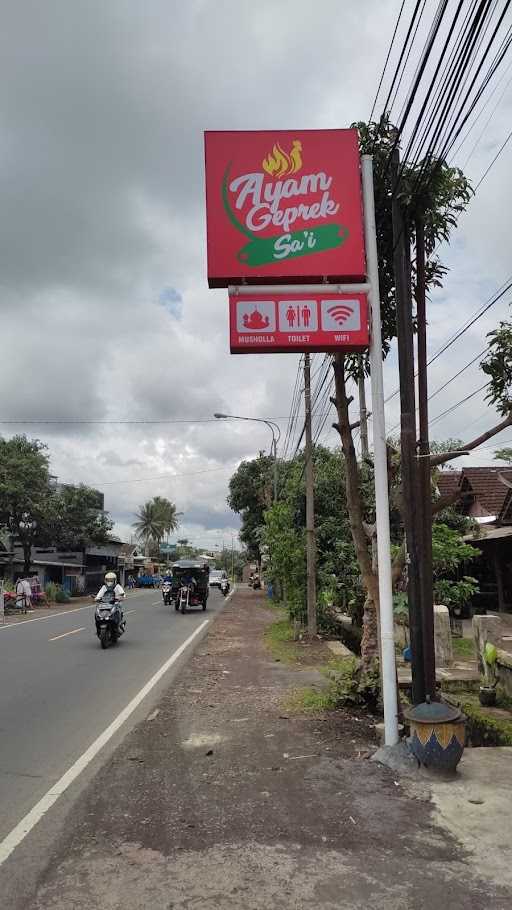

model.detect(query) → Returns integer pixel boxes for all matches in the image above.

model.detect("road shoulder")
[30,589,512,909]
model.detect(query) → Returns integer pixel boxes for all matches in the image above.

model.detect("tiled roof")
[460,467,512,516]
[436,471,462,498]
[120,543,138,557]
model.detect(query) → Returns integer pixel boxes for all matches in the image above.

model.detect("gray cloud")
[1,1,511,541]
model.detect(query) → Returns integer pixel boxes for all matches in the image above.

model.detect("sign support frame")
[362,154,399,747]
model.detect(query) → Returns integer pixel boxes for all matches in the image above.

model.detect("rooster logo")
[262,140,303,178]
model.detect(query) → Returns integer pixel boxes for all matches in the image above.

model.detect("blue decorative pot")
[405,699,466,773]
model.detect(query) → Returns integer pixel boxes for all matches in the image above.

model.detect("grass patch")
[284,686,335,714]
[264,616,301,664]
[452,637,476,660]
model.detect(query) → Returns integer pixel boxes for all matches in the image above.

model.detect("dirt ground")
[30,589,512,909]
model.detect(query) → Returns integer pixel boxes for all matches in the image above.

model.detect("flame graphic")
[262,139,303,178]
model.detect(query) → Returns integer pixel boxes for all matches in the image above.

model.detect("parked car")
[209,569,227,588]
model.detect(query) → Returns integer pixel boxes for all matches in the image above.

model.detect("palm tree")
[132,501,165,556]
[132,498,181,557]
[153,496,181,538]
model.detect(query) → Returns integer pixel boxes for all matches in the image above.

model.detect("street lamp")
[213,413,281,502]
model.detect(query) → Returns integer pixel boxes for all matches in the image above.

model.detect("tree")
[132,501,165,555]
[331,117,474,670]
[227,454,274,560]
[262,446,370,631]
[153,496,181,538]
[0,436,53,575]
[0,436,115,575]
[494,448,512,463]
[50,484,113,550]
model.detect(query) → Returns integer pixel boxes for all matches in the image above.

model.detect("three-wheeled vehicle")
[170,559,210,614]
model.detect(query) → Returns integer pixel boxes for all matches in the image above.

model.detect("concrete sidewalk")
[30,590,512,909]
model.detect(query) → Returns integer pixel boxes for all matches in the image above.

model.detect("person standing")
[15,577,32,611]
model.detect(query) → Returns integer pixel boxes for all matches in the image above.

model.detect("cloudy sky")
[1,0,511,549]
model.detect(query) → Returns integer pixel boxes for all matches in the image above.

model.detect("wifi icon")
[321,299,360,332]
[328,304,354,325]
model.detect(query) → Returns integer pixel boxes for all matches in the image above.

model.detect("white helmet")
[105,571,117,588]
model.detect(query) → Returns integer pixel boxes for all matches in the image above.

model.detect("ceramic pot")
[405,699,466,773]
[479,686,497,707]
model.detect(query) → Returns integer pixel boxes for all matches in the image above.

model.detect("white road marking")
[0,618,209,867]
[0,592,148,631]
[0,603,95,630]
[49,627,86,642]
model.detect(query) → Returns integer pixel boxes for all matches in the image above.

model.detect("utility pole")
[415,214,436,700]
[358,364,369,459]
[304,353,317,636]
[391,147,425,706]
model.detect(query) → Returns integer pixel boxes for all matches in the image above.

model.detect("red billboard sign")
[229,292,368,354]
[205,130,365,288]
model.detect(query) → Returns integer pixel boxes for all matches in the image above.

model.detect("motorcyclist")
[95,571,126,604]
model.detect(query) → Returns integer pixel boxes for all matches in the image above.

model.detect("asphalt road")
[0,586,225,851]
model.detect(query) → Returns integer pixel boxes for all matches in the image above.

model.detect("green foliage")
[434,505,474,535]
[264,502,306,623]
[44,582,70,604]
[228,454,274,560]
[347,117,472,377]
[50,484,113,550]
[325,656,381,712]
[393,592,409,623]
[433,577,479,610]
[452,637,476,660]
[430,438,466,459]
[0,435,53,571]
[494,447,512,463]
[432,523,479,574]
[283,657,381,715]
[484,642,498,666]
[133,497,180,553]
[45,582,59,603]
[55,587,70,603]
[433,523,480,609]
[264,615,301,664]
[285,687,336,714]
[459,696,512,747]
[481,320,512,416]
[0,436,115,573]
[260,446,371,630]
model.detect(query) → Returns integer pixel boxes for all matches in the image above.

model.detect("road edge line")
[0,618,209,867]
[0,591,144,631]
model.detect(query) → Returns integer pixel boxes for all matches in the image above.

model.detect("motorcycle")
[162,581,172,606]
[220,578,230,597]
[94,595,126,649]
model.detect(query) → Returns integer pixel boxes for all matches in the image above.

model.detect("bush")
[325,656,381,712]
[55,588,71,603]
[45,582,59,603]
[45,582,70,604]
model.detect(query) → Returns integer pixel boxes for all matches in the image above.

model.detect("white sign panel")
[320,298,361,331]
[235,300,276,333]
[277,299,318,332]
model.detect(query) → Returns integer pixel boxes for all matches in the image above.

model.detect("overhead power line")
[429,381,489,427]
[369,0,410,121]
[474,124,512,187]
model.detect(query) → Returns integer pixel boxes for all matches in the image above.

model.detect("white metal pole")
[362,154,399,746]
[228,283,370,295]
